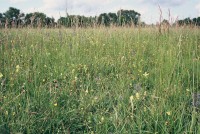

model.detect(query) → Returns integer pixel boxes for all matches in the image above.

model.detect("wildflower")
[5,111,8,115]
[186,89,190,92]
[85,89,88,94]
[101,117,104,122]
[130,95,134,101]
[16,65,20,73]
[165,121,169,126]
[0,72,3,78]
[144,107,147,112]
[54,103,58,107]
[136,92,140,100]
[16,65,20,69]
[143,72,149,77]
[166,111,171,116]
[138,70,142,73]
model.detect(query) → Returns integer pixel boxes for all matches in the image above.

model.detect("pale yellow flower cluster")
[16,65,20,73]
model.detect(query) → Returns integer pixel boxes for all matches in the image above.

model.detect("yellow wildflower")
[16,65,20,73]
[144,107,147,112]
[130,95,134,101]
[85,89,88,94]
[136,92,140,100]
[165,121,169,126]
[166,111,171,116]
[101,117,104,122]
[0,72,3,78]
[54,103,58,107]
[16,65,20,69]
[143,72,149,77]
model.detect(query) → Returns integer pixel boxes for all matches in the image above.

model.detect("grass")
[0,27,200,133]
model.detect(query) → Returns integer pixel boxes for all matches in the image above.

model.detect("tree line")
[0,7,55,28]
[0,7,141,28]
[177,17,200,26]
[1,7,199,28]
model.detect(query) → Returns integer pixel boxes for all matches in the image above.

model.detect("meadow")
[0,27,200,133]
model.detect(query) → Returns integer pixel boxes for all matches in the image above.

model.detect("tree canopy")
[0,6,200,28]
[177,17,200,26]
[3,7,20,20]
[0,7,143,28]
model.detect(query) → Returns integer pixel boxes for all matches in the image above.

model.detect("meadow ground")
[0,27,200,133]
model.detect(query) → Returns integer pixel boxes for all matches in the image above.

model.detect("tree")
[162,19,169,25]
[0,13,2,18]
[0,13,3,28]
[58,16,69,27]
[4,7,20,19]
[117,9,140,26]
[108,13,118,25]
[25,12,47,27]
[97,13,110,26]
[192,17,200,26]
[183,18,192,25]
[177,17,193,26]
[45,17,55,27]
[16,13,25,27]
[3,7,21,28]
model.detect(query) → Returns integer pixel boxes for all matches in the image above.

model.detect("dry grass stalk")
[158,5,162,34]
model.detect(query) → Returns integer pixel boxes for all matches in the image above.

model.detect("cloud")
[9,0,27,3]
[39,0,121,19]
[42,0,113,11]
[196,3,200,16]
[22,0,194,24]
[139,0,187,7]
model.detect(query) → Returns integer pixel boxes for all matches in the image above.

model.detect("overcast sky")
[0,0,200,24]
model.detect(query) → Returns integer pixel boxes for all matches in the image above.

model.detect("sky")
[0,0,200,24]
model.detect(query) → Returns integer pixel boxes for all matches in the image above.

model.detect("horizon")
[0,0,200,24]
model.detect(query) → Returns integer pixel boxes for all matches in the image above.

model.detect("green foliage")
[0,13,2,19]
[178,17,200,26]
[58,15,96,27]
[58,9,141,27]
[3,7,20,19]
[97,13,111,26]
[108,13,118,25]
[25,12,52,27]
[117,9,140,26]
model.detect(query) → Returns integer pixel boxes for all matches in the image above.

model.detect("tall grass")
[0,27,199,133]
